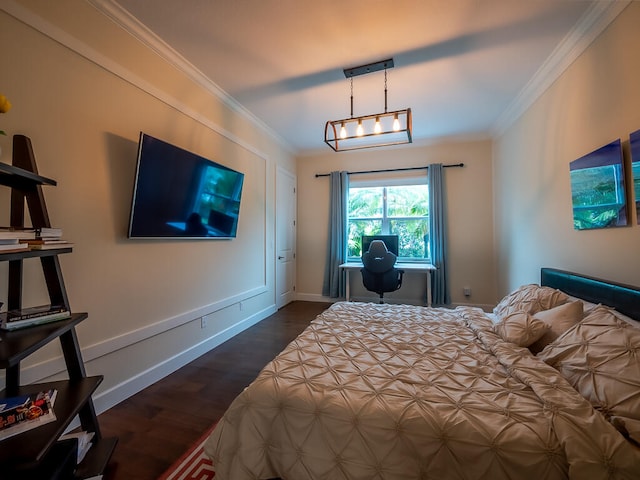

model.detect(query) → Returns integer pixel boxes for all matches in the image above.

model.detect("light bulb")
[374,116,382,134]
[356,119,364,137]
[340,122,347,139]
[392,113,400,131]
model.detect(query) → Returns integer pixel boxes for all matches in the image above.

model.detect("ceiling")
[102,0,614,154]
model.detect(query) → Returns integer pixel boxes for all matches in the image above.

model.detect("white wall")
[296,138,496,308]
[0,0,295,412]
[494,2,640,295]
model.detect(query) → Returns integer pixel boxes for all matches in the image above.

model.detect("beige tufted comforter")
[204,302,640,479]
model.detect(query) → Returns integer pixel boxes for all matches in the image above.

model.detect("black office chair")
[361,240,404,303]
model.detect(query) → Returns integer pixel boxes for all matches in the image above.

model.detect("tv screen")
[361,235,399,257]
[128,133,244,239]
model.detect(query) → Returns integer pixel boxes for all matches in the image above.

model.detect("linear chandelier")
[324,58,412,152]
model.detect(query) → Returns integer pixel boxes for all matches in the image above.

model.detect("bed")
[204,268,640,479]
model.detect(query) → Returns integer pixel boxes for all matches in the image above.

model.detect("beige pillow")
[529,301,583,354]
[493,284,569,319]
[494,311,550,347]
[538,305,640,443]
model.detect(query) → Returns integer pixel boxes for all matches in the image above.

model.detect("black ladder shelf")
[0,135,117,479]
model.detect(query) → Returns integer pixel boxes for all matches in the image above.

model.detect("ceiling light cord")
[374,68,388,134]
[384,68,388,114]
[340,77,354,139]
[350,76,354,119]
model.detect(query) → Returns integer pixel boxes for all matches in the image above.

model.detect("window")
[347,180,429,261]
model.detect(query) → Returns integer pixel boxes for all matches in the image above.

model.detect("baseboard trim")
[294,292,335,303]
[11,286,269,389]
[92,303,276,415]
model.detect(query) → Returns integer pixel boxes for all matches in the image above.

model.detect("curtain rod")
[314,163,464,178]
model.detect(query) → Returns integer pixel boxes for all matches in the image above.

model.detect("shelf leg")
[59,327,103,440]
[59,328,86,379]
[5,364,20,396]
[40,255,70,309]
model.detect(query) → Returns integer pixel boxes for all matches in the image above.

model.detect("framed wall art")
[569,139,628,230]
[629,129,640,224]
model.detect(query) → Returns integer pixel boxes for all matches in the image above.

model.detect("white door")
[276,167,296,309]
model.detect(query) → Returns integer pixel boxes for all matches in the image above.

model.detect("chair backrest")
[362,240,397,273]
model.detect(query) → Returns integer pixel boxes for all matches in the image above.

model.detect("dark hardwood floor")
[98,301,330,480]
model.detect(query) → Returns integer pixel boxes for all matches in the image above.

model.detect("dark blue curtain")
[428,163,450,305]
[322,171,349,298]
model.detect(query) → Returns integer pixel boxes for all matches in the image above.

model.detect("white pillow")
[529,301,583,354]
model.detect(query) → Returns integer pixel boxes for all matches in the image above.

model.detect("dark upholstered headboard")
[541,268,640,322]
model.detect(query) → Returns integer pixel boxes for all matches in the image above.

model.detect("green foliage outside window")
[348,184,429,260]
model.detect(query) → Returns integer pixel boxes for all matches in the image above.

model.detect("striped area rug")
[158,425,216,480]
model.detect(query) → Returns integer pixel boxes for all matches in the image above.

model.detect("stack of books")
[0,389,57,441]
[27,227,73,250]
[0,228,35,253]
[0,304,71,331]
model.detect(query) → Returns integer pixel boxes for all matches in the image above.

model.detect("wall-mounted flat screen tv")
[128,132,244,239]
[569,138,627,230]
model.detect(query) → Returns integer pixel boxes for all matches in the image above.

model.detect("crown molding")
[492,0,631,137]
[87,0,294,154]
[1,0,284,159]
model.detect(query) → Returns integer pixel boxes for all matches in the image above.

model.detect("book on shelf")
[25,238,70,245]
[0,227,36,240]
[0,305,71,331]
[29,242,73,251]
[1,311,72,330]
[0,227,64,240]
[0,242,29,253]
[0,389,57,441]
[1,304,68,321]
[35,227,63,238]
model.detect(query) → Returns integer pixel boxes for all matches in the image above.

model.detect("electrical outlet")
[463,287,471,297]
[200,317,207,329]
